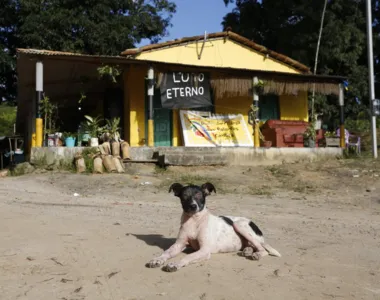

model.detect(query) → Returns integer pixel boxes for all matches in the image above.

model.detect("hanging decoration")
[343,80,361,104]
[343,80,349,91]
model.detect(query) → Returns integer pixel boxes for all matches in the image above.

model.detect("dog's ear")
[201,182,216,196]
[169,183,183,197]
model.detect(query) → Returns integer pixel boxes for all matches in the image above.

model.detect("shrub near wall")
[345,114,380,152]
[0,104,16,136]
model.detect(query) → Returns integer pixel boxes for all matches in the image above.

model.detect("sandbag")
[111,141,120,157]
[74,152,86,173]
[93,157,103,174]
[102,155,117,173]
[113,157,125,173]
[121,141,131,160]
[76,157,86,173]
[101,142,111,155]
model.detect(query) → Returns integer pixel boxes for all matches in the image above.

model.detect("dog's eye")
[194,192,203,200]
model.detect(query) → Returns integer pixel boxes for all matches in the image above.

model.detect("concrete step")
[164,153,226,166]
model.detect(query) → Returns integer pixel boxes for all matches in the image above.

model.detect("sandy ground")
[0,159,380,300]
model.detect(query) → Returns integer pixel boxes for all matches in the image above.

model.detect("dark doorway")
[104,88,124,138]
[259,94,280,121]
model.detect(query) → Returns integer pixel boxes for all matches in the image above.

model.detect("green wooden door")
[146,88,172,146]
[259,95,280,121]
[154,107,172,146]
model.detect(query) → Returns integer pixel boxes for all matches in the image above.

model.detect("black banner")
[159,72,212,109]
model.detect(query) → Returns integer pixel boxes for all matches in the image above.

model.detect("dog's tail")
[262,243,281,257]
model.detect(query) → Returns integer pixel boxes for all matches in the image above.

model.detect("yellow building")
[16,31,345,152]
[120,31,330,147]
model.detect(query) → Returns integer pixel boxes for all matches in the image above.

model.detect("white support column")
[35,61,43,147]
[147,66,154,147]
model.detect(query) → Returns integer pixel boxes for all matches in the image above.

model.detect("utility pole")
[366,0,378,158]
[311,0,328,120]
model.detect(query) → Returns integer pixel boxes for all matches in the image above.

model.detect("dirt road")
[0,159,379,300]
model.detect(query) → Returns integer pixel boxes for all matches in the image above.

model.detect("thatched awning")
[210,75,340,99]
[18,48,344,99]
[210,77,252,98]
[262,80,339,96]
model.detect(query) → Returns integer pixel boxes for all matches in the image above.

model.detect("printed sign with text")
[160,72,212,109]
[179,110,254,147]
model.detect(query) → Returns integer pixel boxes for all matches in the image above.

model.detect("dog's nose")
[190,204,197,210]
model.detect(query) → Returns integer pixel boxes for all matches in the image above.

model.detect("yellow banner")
[179,110,254,147]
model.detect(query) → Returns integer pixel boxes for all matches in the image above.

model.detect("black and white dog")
[146,182,281,272]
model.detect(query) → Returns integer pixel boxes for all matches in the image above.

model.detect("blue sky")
[137,0,232,47]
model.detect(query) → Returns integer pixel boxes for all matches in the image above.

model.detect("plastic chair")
[336,128,361,153]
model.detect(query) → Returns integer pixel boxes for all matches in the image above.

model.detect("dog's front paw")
[242,246,254,257]
[162,262,180,272]
[250,251,267,261]
[251,252,261,261]
[146,258,166,268]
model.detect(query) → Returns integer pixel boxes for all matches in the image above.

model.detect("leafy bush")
[344,111,380,152]
[0,104,16,136]
[345,119,371,134]
[344,111,373,134]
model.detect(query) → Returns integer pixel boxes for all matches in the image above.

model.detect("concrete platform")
[30,146,343,167]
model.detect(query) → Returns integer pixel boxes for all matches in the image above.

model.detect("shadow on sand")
[128,233,194,253]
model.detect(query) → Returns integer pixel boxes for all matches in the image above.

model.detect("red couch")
[260,120,323,147]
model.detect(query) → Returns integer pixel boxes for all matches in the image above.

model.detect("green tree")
[0,0,176,102]
[222,0,379,127]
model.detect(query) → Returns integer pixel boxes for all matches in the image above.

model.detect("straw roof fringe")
[155,72,340,97]
[262,80,340,96]
[210,76,340,98]
[210,77,252,98]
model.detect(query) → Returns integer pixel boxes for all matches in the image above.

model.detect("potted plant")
[253,79,266,95]
[45,127,59,147]
[63,132,77,147]
[254,124,271,148]
[105,117,121,141]
[261,139,272,148]
[323,131,340,147]
[40,95,60,146]
[104,117,122,156]
[314,113,323,130]
[84,115,104,147]
[248,104,271,148]
[97,64,122,83]
[303,122,317,148]
[77,121,90,146]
